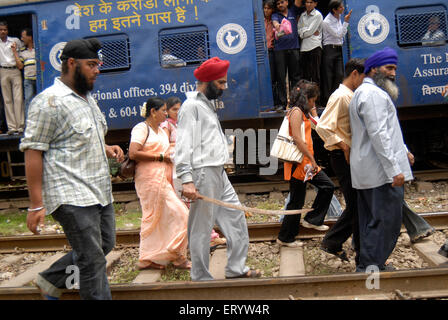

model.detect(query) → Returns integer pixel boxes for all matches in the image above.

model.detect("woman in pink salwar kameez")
[129,97,190,270]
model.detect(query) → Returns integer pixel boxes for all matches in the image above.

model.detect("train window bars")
[86,34,131,72]
[159,25,210,68]
[396,5,447,47]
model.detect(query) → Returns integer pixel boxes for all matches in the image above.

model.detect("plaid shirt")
[19,77,113,214]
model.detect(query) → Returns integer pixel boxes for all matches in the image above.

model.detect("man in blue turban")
[348,47,413,272]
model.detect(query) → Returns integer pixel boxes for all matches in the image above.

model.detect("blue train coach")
[0,0,447,179]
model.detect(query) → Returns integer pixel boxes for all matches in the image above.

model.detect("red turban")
[194,57,230,82]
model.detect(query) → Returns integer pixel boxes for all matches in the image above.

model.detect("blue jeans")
[38,204,115,300]
[23,79,36,119]
[402,201,434,241]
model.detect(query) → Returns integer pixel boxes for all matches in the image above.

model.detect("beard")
[205,81,223,100]
[74,63,93,95]
[373,71,399,101]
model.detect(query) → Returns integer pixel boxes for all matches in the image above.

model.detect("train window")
[159,25,210,68]
[87,34,131,72]
[396,5,447,47]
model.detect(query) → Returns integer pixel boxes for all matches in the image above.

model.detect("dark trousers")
[402,201,434,240]
[278,170,334,243]
[40,204,116,300]
[321,45,344,105]
[322,150,360,263]
[268,49,280,106]
[356,184,403,271]
[300,47,322,85]
[274,48,301,107]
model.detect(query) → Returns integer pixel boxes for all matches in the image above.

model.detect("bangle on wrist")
[28,206,44,212]
[159,153,164,162]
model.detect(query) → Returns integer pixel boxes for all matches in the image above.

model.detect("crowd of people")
[0,21,36,135]
[16,2,448,300]
[264,0,351,110]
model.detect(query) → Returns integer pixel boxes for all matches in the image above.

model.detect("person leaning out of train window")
[128,97,191,270]
[277,81,334,248]
[422,16,445,46]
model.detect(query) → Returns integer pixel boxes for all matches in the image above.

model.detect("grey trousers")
[188,166,249,281]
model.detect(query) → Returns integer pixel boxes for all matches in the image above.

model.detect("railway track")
[0,212,447,300]
[1,212,447,254]
[1,267,448,300]
[0,172,447,300]
[1,169,448,209]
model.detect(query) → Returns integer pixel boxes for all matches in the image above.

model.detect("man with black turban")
[348,47,413,272]
[20,38,124,299]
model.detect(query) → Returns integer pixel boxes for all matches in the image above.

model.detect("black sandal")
[226,269,262,279]
[321,246,349,262]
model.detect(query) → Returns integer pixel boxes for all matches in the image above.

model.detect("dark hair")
[0,21,8,28]
[328,0,343,14]
[289,81,319,113]
[344,58,365,78]
[166,96,182,110]
[264,0,275,9]
[21,28,32,38]
[145,97,165,118]
[61,60,69,75]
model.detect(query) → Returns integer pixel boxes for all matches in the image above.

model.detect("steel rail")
[0,212,447,254]
[1,169,448,202]
[1,267,447,300]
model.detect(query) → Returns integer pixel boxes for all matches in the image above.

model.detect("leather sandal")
[137,261,166,270]
[321,246,349,262]
[225,269,262,279]
[173,260,192,270]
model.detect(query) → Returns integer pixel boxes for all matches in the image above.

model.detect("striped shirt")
[19,47,36,80]
[19,77,113,214]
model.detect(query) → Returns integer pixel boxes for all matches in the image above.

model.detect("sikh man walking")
[175,57,261,281]
[20,38,124,299]
[349,47,413,272]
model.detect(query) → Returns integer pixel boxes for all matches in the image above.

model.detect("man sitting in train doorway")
[349,47,413,272]
[20,38,124,300]
[175,57,261,280]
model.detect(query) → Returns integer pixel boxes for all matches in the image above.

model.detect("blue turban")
[364,47,398,74]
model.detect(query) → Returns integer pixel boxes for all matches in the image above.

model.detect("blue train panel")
[0,0,273,131]
[344,0,448,108]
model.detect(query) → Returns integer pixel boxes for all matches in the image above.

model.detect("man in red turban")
[175,57,261,281]
[193,57,230,100]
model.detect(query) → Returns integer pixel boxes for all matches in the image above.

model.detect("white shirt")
[175,91,229,184]
[349,78,413,189]
[0,36,22,67]
[322,13,348,46]
[298,9,323,52]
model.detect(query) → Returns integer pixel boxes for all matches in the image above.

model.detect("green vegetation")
[246,199,283,223]
[161,264,191,282]
[0,209,58,236]
[0,204,143,236]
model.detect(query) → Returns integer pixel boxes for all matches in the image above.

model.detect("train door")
[0,12,36,180]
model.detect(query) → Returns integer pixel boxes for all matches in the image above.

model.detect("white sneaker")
[276,238,303,248]
[301,220,329,231]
